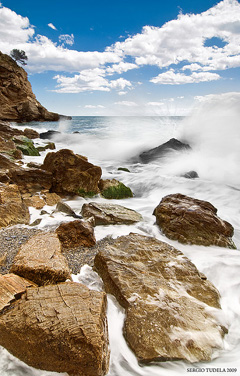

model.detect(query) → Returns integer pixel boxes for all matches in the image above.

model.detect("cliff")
[0,51,61,122]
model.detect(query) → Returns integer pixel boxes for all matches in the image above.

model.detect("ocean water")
[1,107,240,375]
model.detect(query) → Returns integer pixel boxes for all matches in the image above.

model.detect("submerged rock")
[94,233,225,363]
[81,202,142,226]
[139,138,191,163]
[99,178,133,199]
[0,282,109,376]
[56,220,96,248]
[42,149,102,196]
[181,170,199,179]
[10,233,71,285]
[153,193,236,249]
[0,183,30,227]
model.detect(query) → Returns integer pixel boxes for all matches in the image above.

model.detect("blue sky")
[0,0,240,116]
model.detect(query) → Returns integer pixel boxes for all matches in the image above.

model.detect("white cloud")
[151,69,220,85]
[84,104,105,108]
[59,34,74,46]
[48,23,57,30]
[0,6,34,44]
[147,101,164,106]
[118,91,127,96]
[114,101,138,106]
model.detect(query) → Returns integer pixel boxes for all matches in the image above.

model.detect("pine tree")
[10,49,28,66]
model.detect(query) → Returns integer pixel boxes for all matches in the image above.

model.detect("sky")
[0,0,240,116]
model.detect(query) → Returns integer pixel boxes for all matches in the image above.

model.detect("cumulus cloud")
[151,69,220,85]
[48,23,57,30]
[59,33,74,46]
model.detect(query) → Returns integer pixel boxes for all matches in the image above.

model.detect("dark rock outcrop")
[42,149,102,196]
[56,220,96,248]
[81,202,142,226]
[94,233,225,364]
[39,130,61,139]
[10,233,71,285]
[139,138,191,163]
[0,52,61,122]
[153,193,236,248]
[0,282,110,376]
[181,170,199,179]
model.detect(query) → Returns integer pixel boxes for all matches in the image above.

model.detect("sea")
[0,101,240,376]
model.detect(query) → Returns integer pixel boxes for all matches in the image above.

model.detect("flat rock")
[0,282,109,376]
[56,220,96,248]
[153,193,236,249]
[139,138,191,163]
[0,273,36,312]
[0,183,30,227]
[81,202,142,225]
[42,149,102,196]
[10,233,71,285]
[94,233,225,363]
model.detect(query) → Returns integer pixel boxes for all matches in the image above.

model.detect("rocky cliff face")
[0,51,60,122]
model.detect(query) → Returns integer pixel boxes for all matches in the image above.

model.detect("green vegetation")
[10,49,28,66]
[76,188,97,198]
[101,182,133,199]
[118,167,130,173]
[13,136,40,156]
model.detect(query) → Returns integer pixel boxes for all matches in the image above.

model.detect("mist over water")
[2,101,240,375]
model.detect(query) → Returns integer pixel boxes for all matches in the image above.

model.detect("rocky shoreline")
[0,119,237,375]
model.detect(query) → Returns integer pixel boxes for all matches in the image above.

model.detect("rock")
[12,135,40,156]
[10,233,71,285]
[8,166,52,194]
[94,233,225,364]
[0,153,17,169]
[23,128,40,139]
[0,52,62,122]
[42,149,102,196]
[153,193,236,249]
[36,142,56,152]
[139,138,191,163]
[0,121,24,139]
[182,170,199,179]
[0,170,10,184]
[0,135,22,159]
[39,130,61,139]
[99,179,133,199]
[0,183,30,227]
[42,191,61,206]
[56,220,96,248]
[0,273,36,312]
[29,218,42,227]
[118,167,130,172]
[22,194,45,209]
[56,201,79,217]
[0,282,109,376]
[26,161,42,168]
[81,202,142,226]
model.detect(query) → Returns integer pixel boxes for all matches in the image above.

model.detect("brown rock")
[0,282,109,375]
[153,193,236,249]
[94,233,225,363]
[0,121,24,139]
[10,233,71,285]
[81,202,142,226]
[56,220,96,248]
[42,149,102,195]
[0,183,30,227]
[23,128,40,139]
[43,191,61,206]
[8,166,52,193]
[0,52,60,122]
[23,194,45,209]
[0,273,36,312]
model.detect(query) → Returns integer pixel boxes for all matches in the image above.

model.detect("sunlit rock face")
[94,233,226,364]
[153,193,236,249]
[0,52,60,122]
[0,282,110,376]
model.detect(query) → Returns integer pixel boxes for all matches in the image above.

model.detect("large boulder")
[0,52,61,122]
[8,166,52,194]
[0,273,36,312]
[81,202,142,225]
[99,178,133,199]
[56,220,96,248]
[0,282,109,376]
[42,149,102,196]
[10,233,71,285]
[153,193,236,249]
[139,138,191,163]
[94,233,226,364]
[0,183,30,227]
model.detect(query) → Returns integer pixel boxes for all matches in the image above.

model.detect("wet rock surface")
[0,282,110,376]
[10,233,71,285]
[139,138,191,163]
[0,183,30,227]
[42,148,102,196]
[56,220,96,248]
[153,193,236,248]
[94,233,225,363]
[99,178,133,199]
[81,202,142,225]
